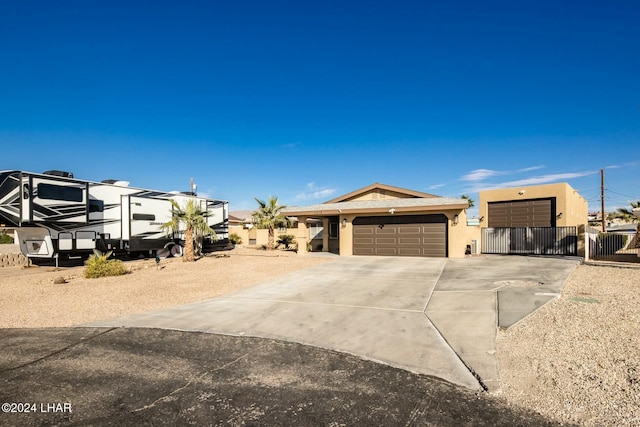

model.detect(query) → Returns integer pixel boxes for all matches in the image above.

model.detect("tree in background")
[161,199,217,262]
[252,196,290,250]
[610,201,640,223]
[461,194,475,209]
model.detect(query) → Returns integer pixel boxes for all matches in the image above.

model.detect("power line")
[606,188,640,201]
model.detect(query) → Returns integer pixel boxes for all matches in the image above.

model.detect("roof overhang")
[282,198,468,217]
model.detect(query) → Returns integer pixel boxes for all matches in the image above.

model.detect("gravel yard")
[496,263,640,426]
[0,247,331,328]
[1,250,638,425]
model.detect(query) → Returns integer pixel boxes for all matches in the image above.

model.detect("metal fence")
[482,227,578,256]
[587,231,640,262]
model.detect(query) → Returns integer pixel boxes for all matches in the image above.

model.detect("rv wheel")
[156,248,170,259]
[170,244,184,257]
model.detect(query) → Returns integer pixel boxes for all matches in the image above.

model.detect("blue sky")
[1,1,639,216]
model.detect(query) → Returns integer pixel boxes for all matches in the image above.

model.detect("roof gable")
[325,183,438,204]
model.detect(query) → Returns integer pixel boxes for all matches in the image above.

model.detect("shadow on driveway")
[0,328,568,426]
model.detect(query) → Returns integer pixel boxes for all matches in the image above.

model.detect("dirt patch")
[0,247,332,328]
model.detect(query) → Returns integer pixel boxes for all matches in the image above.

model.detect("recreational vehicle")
[0,170,229,260]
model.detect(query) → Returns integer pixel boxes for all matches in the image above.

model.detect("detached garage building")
[282,183,469,258]
[478,183,588,256]
[479,183,588,229]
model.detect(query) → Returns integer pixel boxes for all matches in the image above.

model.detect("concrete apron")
[87,255,579,392]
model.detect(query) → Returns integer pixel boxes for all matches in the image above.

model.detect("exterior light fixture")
[479,216,485,222]
[342,218,347,228]
[453,214,459,225]
[556,212,563,219]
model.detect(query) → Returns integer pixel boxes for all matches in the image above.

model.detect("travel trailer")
[0,170,229,260]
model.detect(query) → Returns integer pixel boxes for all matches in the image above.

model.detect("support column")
[297,216,308,254]
[322,217,330,252]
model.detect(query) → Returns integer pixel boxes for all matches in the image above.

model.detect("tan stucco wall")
[479,183,588,228]
[465,224,482,251]
[229,226,299,248]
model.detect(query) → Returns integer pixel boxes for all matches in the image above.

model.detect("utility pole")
[600,168,606,232]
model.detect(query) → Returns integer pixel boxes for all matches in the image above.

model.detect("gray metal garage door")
[488,198,554,227]
[352,214,447,257]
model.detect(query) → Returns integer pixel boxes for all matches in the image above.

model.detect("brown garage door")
[352,214,447,257]
[488,198,554,227]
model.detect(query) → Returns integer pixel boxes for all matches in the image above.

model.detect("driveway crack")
[131,342,271,413]
[0,328,118,374]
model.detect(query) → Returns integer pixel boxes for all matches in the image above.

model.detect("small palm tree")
[161,199,217,262]
[252,196,290,250]
[461,195,475,208]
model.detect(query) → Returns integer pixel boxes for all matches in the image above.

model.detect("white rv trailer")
[0,170,229,259]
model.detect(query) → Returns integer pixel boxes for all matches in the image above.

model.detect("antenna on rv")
[190,177,197,195]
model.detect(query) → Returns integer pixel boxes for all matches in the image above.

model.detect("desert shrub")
[229,233,242,245]
[0,230,14,244]
[276,234,296,250]
[84,250,127,278]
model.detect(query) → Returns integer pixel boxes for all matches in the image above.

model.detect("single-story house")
[282,183,469,258]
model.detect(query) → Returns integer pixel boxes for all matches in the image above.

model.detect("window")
[89,200,104,213]
[132,213,155,221]
[309,223,323,239]
[329,222,339,239]
[37,183,83,202]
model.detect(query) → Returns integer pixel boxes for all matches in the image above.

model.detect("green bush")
[229,233,242,245]
[0,230,14,244]
[84,250,127,278]
[276,234,296,250]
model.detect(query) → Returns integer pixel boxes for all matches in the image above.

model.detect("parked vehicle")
[0,170,229,260]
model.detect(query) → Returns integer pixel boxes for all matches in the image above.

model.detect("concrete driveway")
[90,255,579,391]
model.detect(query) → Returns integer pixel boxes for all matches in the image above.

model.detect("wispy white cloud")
[428,183,445,190]
[295,182,336,201]
[461,165,546,182]
[518,165,545,172]
[460,169,501,182]
[499,171,597,187]
[464,170,598,193]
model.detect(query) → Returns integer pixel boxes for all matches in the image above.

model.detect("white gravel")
[495,263,640,426]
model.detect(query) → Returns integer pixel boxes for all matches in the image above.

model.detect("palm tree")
[461,194,475,208]
[160,199,217,262]
[610,201,640,223]
[252,196,290,250]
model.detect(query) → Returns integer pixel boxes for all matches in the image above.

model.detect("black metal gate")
[482,227,577,255]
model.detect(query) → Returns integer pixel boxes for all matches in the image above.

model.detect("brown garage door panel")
[398,247,423,256]
[375,237,398,245]
[488,199,553,227]
[376,247,398,255]
[398,237,421,245]
[352,215,447,257]
[398,225,422,234]
[354,237,375,245]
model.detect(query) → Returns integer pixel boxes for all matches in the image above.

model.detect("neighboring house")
[282,183,469,258]
[605,223,638,234]
[228,210,254,228]
[478,183,588,228]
